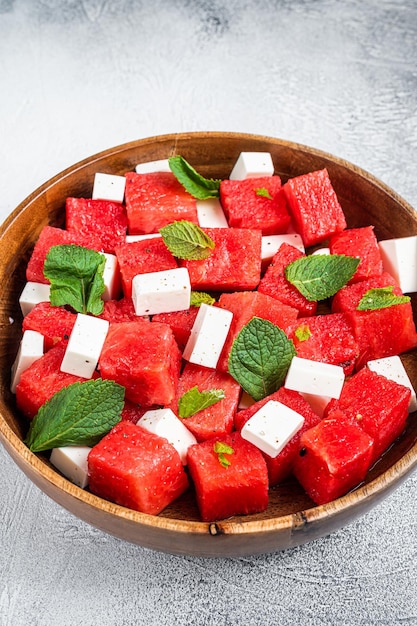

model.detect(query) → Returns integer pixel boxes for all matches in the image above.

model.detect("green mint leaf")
[213,441,234,468]
[357,286,410,311]
[228,317,296,401]
[178,386,225,419]
[255,187,272,199]
[44,244,106,315]
[190,291,216,307]
[168,155,221,199]
[24,379,125,452]
[159,220,215,260]
[285,254,360,301]
[294,324,311,342]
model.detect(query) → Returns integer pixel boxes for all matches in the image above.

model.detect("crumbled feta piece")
[92,172,126,203]
[61,313,109,379]
[50,446,91,488]
[132,267,191,316]
[19,281,51,316]
[10,330,44,393]
[241,400,305,458]
[183,303,233,369]
[229,152,274,180]
[137,408,197,465]
[367,355,417,412]
[378,235,417,293]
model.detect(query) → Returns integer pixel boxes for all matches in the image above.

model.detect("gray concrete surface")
[1,1,417,624]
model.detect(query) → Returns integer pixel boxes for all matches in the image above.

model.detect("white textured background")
[1,1,417,625]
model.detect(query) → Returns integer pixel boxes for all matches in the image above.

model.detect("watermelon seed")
[299,447,307,457]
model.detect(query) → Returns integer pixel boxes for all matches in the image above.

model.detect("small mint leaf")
[294,324,311,342]
[159,220,215,260]
[168,155,221,199]
[44,244,105,315]
[255,187,272,199]
[357,286,410,311]
[190,291,216,307]
[178,386,225,419]
[24,379,125,452]
[285,254,360,301]
[228,317,296,401]
[213,441,234,468]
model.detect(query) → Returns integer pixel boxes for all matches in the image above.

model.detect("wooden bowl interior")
[1,132,417,557]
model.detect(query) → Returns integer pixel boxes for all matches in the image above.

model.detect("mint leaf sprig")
[213,441,234,468]
[159,220,215,260]
[357,286,410,311]
[44,244,106,315]
[178,386,225,419]
[168,155,221,200]
[228,317,296,402]
[285,254,360,301]
[25,379,125,453]
[190,291,216,307]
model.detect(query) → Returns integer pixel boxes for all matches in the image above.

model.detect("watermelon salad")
[11,150,417,522]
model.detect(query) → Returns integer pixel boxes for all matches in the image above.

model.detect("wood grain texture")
[1,132,417,558]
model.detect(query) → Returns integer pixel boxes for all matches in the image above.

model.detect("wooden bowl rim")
[1,131,417,547]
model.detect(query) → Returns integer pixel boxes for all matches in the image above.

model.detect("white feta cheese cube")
[229,152,274,180]
[241,400,305,458]
[132,267,191,316]
[125,233,162,243]
[10,330,44,393]
[285,356,345,401]
[92,172,126,203]
[378,235,417,293]
[183,303,233,369]
[261,233,305,265]
[19,282,51,316]
[367,355,417,413]
[135,159,171,174]
[50,446,91,488]
[102,253,121,301]
[196,198,228,228]
[61,313,109,379]
[137,408,197,465]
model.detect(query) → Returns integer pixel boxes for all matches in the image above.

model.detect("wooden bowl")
[1,131,417,558]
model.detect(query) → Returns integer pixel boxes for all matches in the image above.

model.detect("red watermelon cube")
[88,421,189,515]
[215,290,299,372]
[66,197,127,254]
[324,367,411,463]
[170,363,241,442]
[152,307,199,351]
[181,227,262,291]
[235,387,321,486]
[346,302,417,369]
[16,341,87,419]
[26,225,104,284]
[286,312,359,375]
[331,271,402,313]
[258,242,317,316]
[293,410,374,505]
[98,319,182,406]
[187,432,269,521]
[283,168,347,247]
[97,297,142,324]
[219,176,291,234]
[22,302,76,351]
[124,172,198,234]
[329,226,383,283]
[115,237,178,298]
